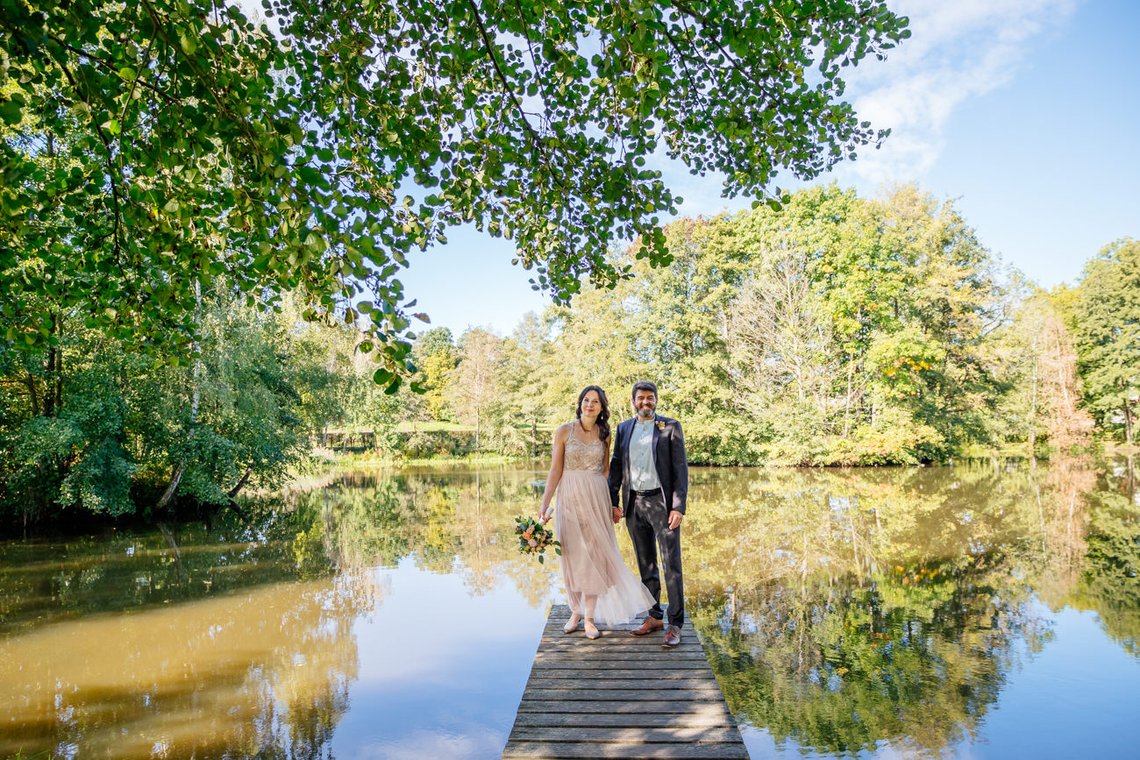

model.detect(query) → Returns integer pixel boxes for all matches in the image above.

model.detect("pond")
[1,459,1138,759]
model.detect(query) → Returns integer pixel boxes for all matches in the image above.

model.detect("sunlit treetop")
[0,0,909,389]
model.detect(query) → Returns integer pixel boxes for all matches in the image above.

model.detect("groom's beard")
[636,409,654,420]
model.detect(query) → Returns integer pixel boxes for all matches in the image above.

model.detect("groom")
[608,381,688,648]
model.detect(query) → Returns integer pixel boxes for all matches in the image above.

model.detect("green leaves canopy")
[1073,238,1140,443]
[1,0,909,374]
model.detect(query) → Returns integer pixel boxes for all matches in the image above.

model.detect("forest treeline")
[2,185,1137,525]
[396,184,1135,468]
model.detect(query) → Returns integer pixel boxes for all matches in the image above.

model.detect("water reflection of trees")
[1074,456,1140,656]
[694,561,1050,755]
[683,460,1119,756]
[256,459,1140,756]
[0,508,337,635]
[290,466,561,606]
[296,460,1136,679]
[0,575,372,759]
[0,505,375,759]
[4,459,1135,758]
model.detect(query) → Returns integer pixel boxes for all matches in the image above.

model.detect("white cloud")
[348,730,505,760]
[657,0,1082,215]
[837,0,1081,185]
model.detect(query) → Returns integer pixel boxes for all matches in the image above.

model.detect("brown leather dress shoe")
[630,616,665,636]
[663,626,682,648]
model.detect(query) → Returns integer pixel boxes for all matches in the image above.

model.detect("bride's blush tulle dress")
[554,434,655,625]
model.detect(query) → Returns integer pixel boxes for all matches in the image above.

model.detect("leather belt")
[631,489,660,496]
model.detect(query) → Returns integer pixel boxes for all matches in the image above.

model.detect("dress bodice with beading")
[564,435,604,473]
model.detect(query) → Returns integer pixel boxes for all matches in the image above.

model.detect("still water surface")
[1,460,1138,758]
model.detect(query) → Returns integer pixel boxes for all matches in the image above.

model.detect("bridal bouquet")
[514,515,561,564]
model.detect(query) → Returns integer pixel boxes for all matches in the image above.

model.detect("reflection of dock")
[503,604,748,759]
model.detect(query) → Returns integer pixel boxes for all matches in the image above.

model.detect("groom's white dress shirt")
[629,419,660,491]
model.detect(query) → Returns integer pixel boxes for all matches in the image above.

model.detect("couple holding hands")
[539,381,687,648]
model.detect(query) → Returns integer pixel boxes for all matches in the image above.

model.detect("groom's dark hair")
[631,381,658,399]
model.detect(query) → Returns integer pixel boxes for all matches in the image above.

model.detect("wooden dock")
[503,604,748,759]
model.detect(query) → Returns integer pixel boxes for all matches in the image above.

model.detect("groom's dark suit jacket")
[608,415,688,516]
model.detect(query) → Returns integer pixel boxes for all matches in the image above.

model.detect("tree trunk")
[53,313,63,414]
[1054,329,1072,409]
[157,338,202,511]
[24,370,40,417]
[843,357,854,438]
[157,522,187,582]
[1124,397,1135,446]
[1028,336,1038,454]
[227,468,253,499]
[156,463,186,509]
[43,332,57,417]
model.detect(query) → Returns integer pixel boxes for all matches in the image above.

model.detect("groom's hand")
[668,510,683,530]
[611,506,622,524]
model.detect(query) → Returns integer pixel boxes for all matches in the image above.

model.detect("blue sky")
[402,0,1140,338]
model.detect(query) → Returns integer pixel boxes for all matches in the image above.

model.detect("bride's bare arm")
[540,424,568,522]
[605,437,622,524]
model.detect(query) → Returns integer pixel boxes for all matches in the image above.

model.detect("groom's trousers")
[627,489,684,628]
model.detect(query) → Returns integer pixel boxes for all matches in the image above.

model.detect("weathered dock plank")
[511,712,733,729]
[515,700,729,716]
[503,604,748,759]
[522,687,724,701]
[503,741,749,759]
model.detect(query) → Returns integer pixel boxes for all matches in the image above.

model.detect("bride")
[540,385,654,639]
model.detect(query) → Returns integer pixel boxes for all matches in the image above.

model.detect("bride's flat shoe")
[584,620,600,640]
[563,613,582,634]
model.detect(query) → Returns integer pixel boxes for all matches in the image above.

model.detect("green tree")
[133,288,311,507]
[987,287,1092,455]
[449,327,504,451]
[0,285,348,524]
[1073,239,1140,444]
[772,184,882,440]
[540,275,647,426]
[499,184,1014,465]
[498,312,558,458]
[412,327,458,423]
[2,0,910,379]
[290,327,352,448]
[729,229,835,464]
[601,185,1006,465]
[820,186,1002,463]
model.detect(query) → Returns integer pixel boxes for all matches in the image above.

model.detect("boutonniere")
[656,421,666,431]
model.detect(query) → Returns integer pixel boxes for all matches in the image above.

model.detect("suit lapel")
[650,414,661,474]
[622,419,634,489]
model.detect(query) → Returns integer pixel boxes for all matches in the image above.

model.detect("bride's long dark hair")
[575,385,611,443]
